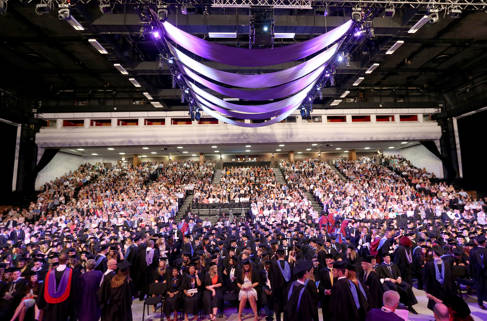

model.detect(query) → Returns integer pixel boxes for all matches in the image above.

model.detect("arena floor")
[132,287,487,321]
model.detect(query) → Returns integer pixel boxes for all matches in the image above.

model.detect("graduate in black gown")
[270,248,292,321]
[285,260,317,321]
[328,261,367,321]
[376,253,418,314]
[182,262,202,321]
[318,254,335,319]
[37,253,78,321]
[99,260,133,321]
[360,256,383,309]
[164,267,183,321]
[424,246,457,310]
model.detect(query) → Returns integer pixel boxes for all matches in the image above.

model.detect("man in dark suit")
[469,235,487,309]
[365,290,403,321]
[376,254,418,314]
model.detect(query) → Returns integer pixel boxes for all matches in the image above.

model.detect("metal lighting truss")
[211,0,487,10]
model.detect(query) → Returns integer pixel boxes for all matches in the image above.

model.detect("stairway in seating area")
[304,191,323,213]
[174,193,194,221]
[212,169,223,185]
[329,161,348,181]
[273,167,287,185]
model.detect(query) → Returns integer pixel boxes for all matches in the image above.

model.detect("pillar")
[289,151,295,163]
[56,119,63,129]
[84,119,90,128]
[348,150,357,161]
[199,153,205,164]
[111,118,117,127]
[132,155,140,167]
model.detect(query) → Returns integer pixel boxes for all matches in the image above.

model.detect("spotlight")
[354,29,364,38]
[0,0,7,16]
[262,25,269,32]
[99,0,111,14]
[35,3,50,16]
[184,88,190,94]
[151,30,161,40]
[203,6,209,16]
[352,6,362,22]
[449,6,462,18]
[58,6,70,20]
[429,7,440,23]
[167,57,174,64]
[384,6,395,17]
[337,54,344,63]
[181,5,187,15]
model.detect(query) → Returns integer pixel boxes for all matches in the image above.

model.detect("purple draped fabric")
[183,65,324,101]
[168,42,338,88]
[189,81,315,113]
[162,20,352,67]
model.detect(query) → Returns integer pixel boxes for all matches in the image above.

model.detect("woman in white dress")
[237,259,260,321]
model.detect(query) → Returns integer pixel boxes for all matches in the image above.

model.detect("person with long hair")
[9,271,39,321]
[182,263,201,321]
[99,260,133,321]
[236,259,260,321]
[203,263,222,321]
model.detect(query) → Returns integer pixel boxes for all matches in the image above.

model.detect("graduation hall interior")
[1,1,487,321]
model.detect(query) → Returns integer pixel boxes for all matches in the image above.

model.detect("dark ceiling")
[0,2,486,120]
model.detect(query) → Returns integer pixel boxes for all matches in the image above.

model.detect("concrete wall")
[384,144,444,178]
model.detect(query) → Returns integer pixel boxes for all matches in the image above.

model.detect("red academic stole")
[44,267,73,304]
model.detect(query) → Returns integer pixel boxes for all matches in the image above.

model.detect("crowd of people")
[0,156,486,321]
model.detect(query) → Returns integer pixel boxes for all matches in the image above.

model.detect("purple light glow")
[354,29,364,38]
[152,30,161,39]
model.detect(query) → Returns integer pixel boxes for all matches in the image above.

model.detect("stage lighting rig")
[157,5,168,21]
[99,0,111,14]
[352,6,362,22]
[448,6,462,18]
[429,7,440,23]
[384,5,395,17]
[35,1,51,15]
[58,3,70,20]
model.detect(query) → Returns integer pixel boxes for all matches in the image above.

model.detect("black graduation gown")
[164,276,182,316]
[393,246,413,284]
[285,281,316,321]
[328,278,368,321]
[362,271,383,309]
[270,259,292,313]
[181,274,201,315]
[99,277,133,321]
[37,269,78,321]
[424,260,456,310]
[318,267,335,312]
[376,263,417,307]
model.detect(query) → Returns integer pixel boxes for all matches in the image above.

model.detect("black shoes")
[408,306,418,314]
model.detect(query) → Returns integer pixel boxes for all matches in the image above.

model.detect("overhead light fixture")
[208,32,237,39]
[312,143,318,146]
[297,151,303,154]
[214,150,219,153]
[279,144,285,147]
[245,145,251,148]
[59,6,85,31]
[364,147,371,150]
[35,3,50,16]
[141,155,147,158]
[113,63,129,75]
[386,40,404,55]
[276,149,282,152]
[88,39,108,54]
[211,145,218,148]
[344,150,349,153]
[76,148,85,151]
[151,101,163,108]
[182,151,188,154]
[177,146,183,149]
[107,147,115,151]
[340,91,350,98]
[274,32,295,39]
[91,153,99,156]
[99,0,111,14]
[330,99,342,106]
[352,77,364,86]
[306,148,312,151]
[191,154,196,157]
[336,147,342,150]
[128,78,141,88]
[449,6,462,18]
[388,146,395,149]
[142,147,149,150]
[408,15,430,34]
[262,25,269,32]
[245,149,251,152]
[401,141,408,144]
[352,6,362,21]
[142,92,153,100]
[365,63,380,74]
[119,152,126,155]
[151,151,157,154]
[384,6,395,17]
